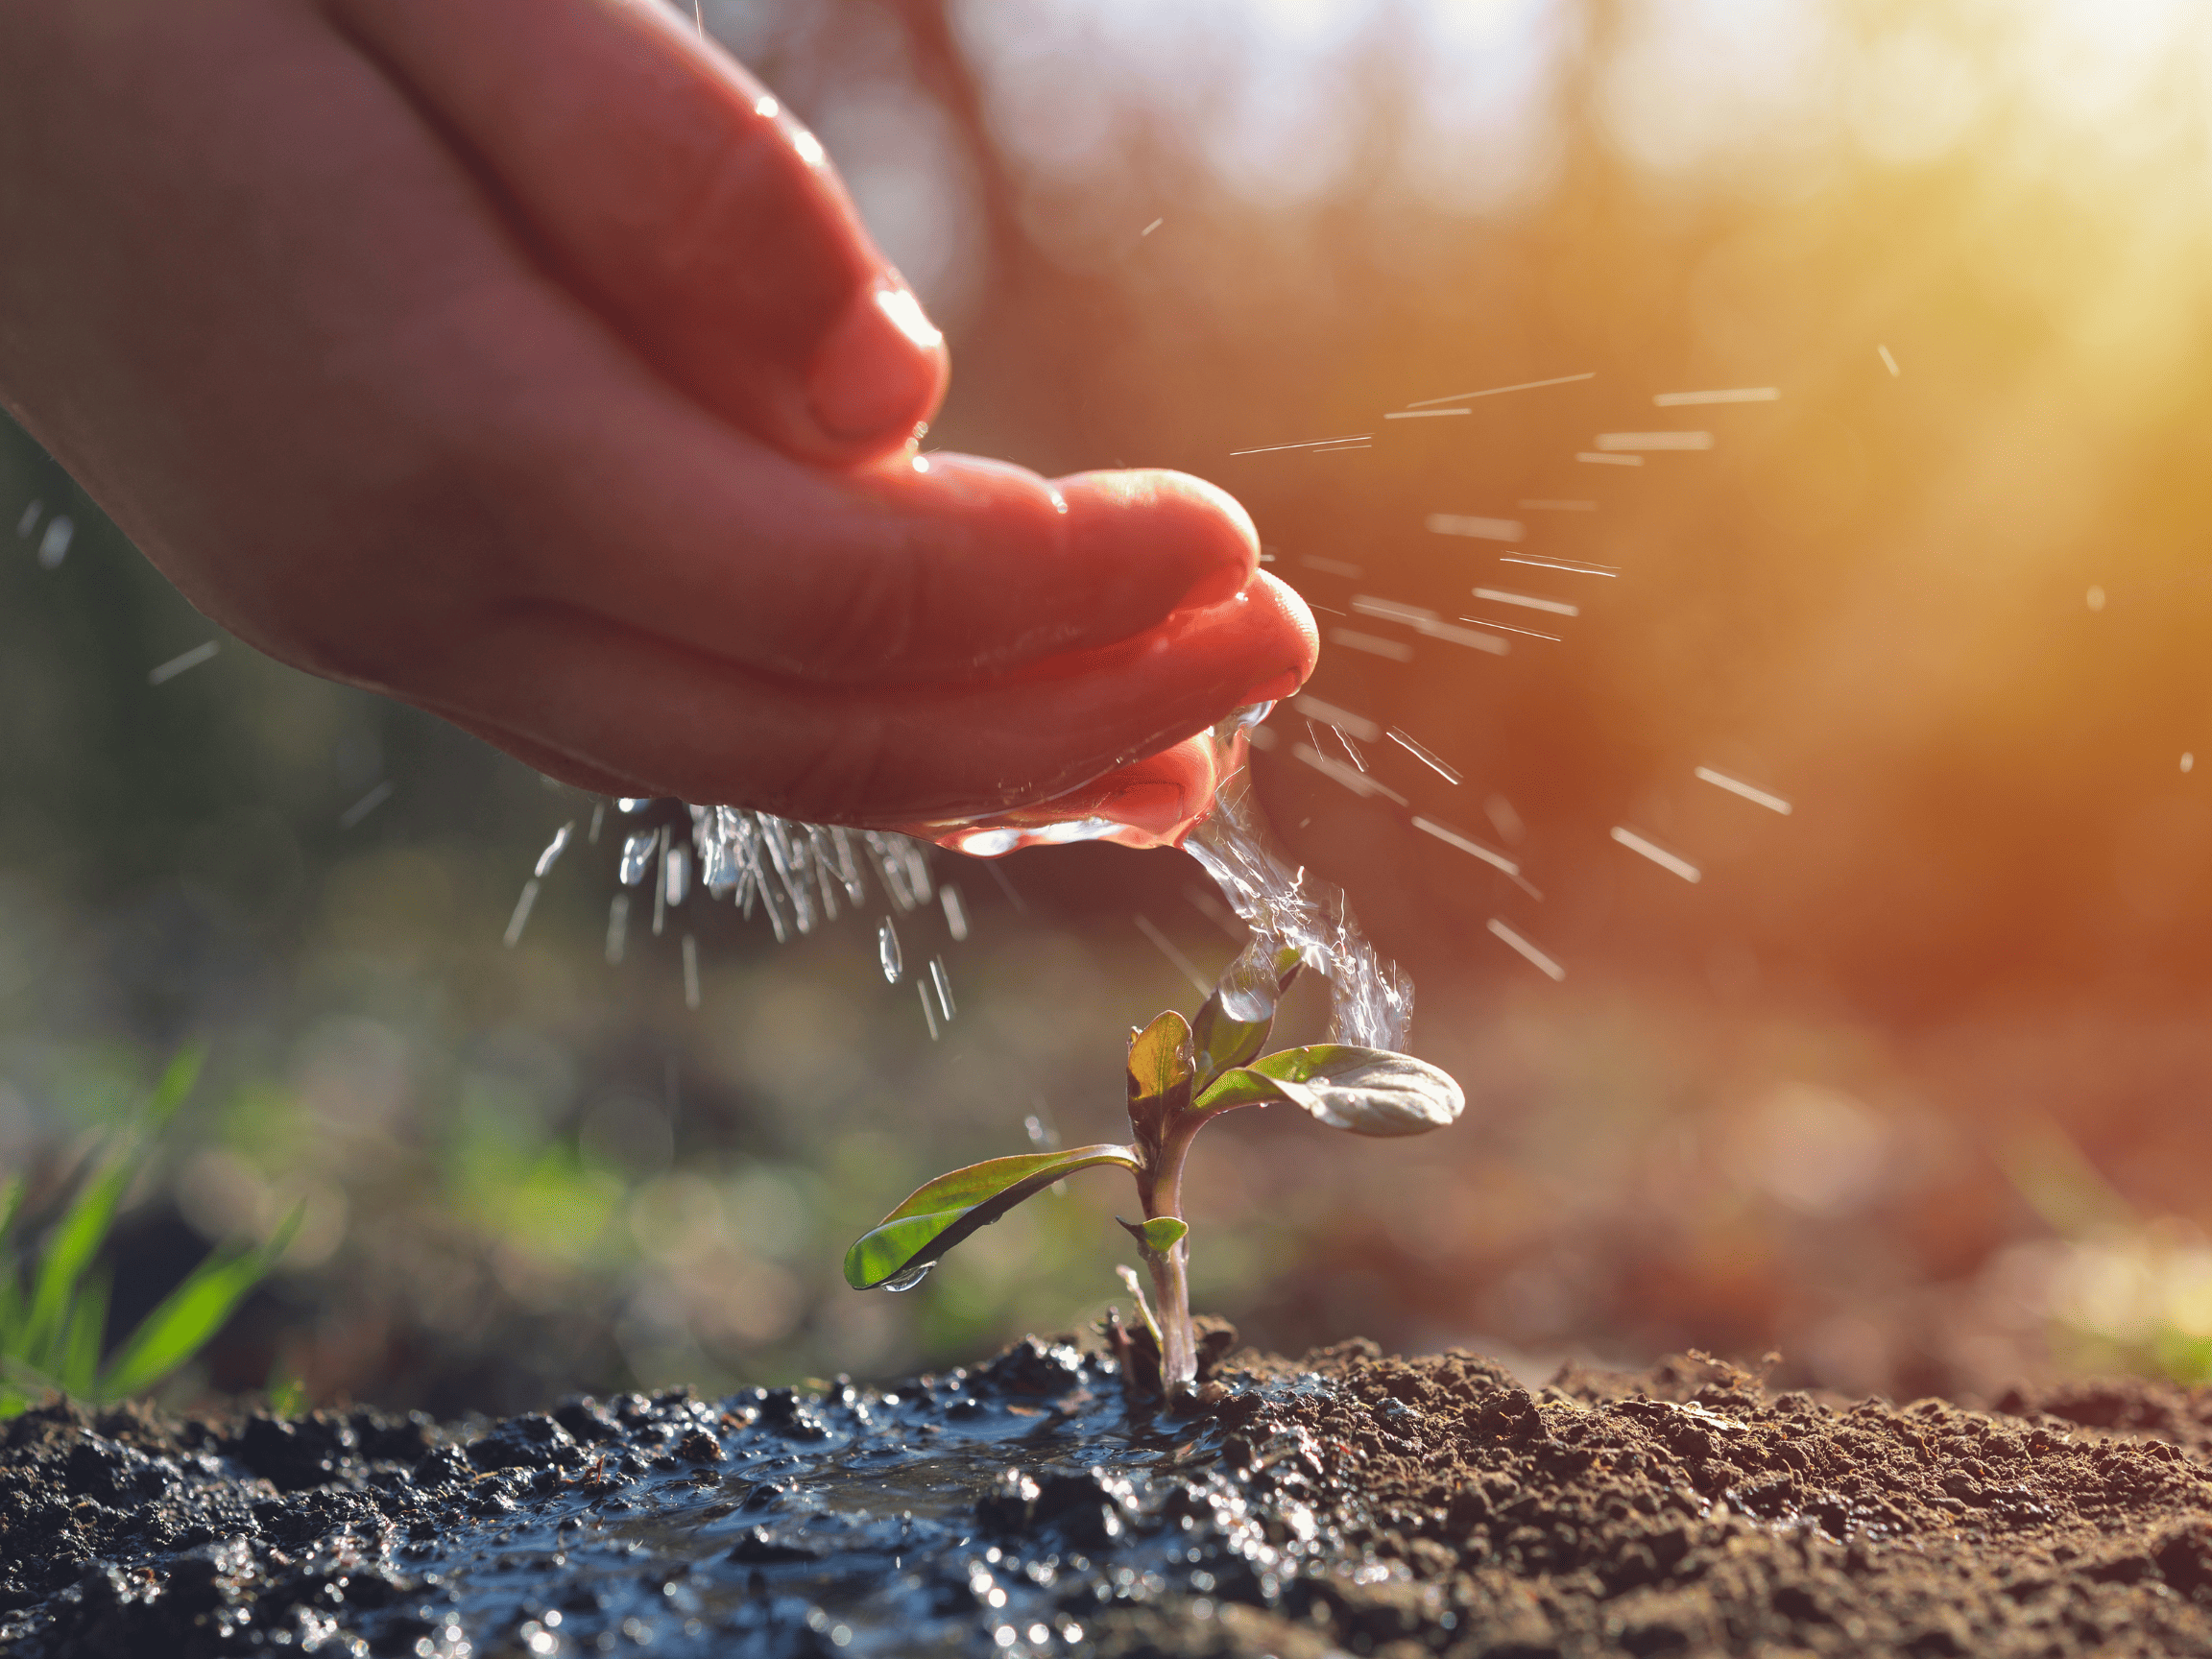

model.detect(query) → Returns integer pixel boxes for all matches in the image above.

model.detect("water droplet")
[878,918,902,983]
[36,515,73,569]
[534,822,573,878]
[617,797,650,813]
[1213,938,1281,1023]
[881,1261,933,1293]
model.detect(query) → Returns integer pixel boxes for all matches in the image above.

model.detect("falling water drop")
[619,832,656,885]
[534,822,574,878]
[881,1261,934,1293]
[878,918,903,983]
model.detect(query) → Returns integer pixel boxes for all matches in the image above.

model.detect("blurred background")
[6,0,2212,1418]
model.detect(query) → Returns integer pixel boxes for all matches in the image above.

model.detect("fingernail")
[808,277,945,444]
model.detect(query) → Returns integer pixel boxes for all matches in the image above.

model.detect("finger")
[493,370,1265,683]
[398,573,1317,824]
[435,709,656,801]
[899,729,1242,854]
[324,0,945,466]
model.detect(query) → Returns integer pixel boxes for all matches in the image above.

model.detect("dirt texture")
[6,1336,2212,1656]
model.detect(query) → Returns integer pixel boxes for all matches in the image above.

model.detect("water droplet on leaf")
[881,1261,933,1293]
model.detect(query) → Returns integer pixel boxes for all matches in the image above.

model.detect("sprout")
[843,948,1464,1400]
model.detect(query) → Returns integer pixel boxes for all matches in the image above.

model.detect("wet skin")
[0,0,1314,825]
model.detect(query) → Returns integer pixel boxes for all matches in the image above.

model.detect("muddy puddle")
[2,1338,1343,1658]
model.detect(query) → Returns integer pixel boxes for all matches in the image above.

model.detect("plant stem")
[1139,1114,1203,1395]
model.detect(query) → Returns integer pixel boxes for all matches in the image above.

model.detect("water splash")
[1181,710,1414,1051]
[589,703,1409,1050]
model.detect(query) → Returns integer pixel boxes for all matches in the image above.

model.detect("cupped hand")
[0,0,1313,824]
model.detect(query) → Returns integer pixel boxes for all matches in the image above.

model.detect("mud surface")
[8,1337,2212,1656]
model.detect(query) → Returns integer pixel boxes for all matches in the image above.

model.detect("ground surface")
[5,1335,2212,1656]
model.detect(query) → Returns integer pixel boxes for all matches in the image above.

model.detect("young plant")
[844,950,1464,1398]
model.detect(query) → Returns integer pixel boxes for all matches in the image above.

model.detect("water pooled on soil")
[12,1338,2212,1656]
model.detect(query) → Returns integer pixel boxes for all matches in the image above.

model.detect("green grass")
[0,1043,298,1415]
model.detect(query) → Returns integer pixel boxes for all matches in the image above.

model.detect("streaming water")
[597,705,1412,1054]
[905,703,1414,1051]
[1181,753,1414,1051]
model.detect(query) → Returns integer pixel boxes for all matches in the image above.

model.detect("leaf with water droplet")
[843,1144,1142,1290]
[1192,1045,1463,1137]
[1190,944,1304,1082]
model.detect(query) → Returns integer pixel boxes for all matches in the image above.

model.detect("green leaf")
[844,1144,1142,1290]
[1190,947,1304,1082]
[1117,1214,1189,1256]
[1193,1045,1465,1137]
[146,1041,208,1129]
[96,1204,302,1403]
[1125,1011,1194,1145]
[1126,1011,1194,1100]
[0,1176,22,1352]
[22,1154,132,1370]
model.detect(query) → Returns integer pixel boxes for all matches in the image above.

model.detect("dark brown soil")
[7,1336,2212,1657]
[1145,1344,2212,1658]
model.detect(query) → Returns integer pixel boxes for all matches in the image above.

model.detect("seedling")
[844,949,1463,1399]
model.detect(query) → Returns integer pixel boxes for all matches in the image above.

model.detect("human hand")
[0,0,1313,824]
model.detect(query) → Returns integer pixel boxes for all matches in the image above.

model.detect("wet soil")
[8,1335,2212,1658]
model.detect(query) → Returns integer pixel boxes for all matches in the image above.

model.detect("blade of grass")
[60,1265,109,1397]
[0,1350,60,1418]
[146,1040,208,1130]
[96,1204,301,1402]
[0,1175,23,1352]
[22,1153,131,1371]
